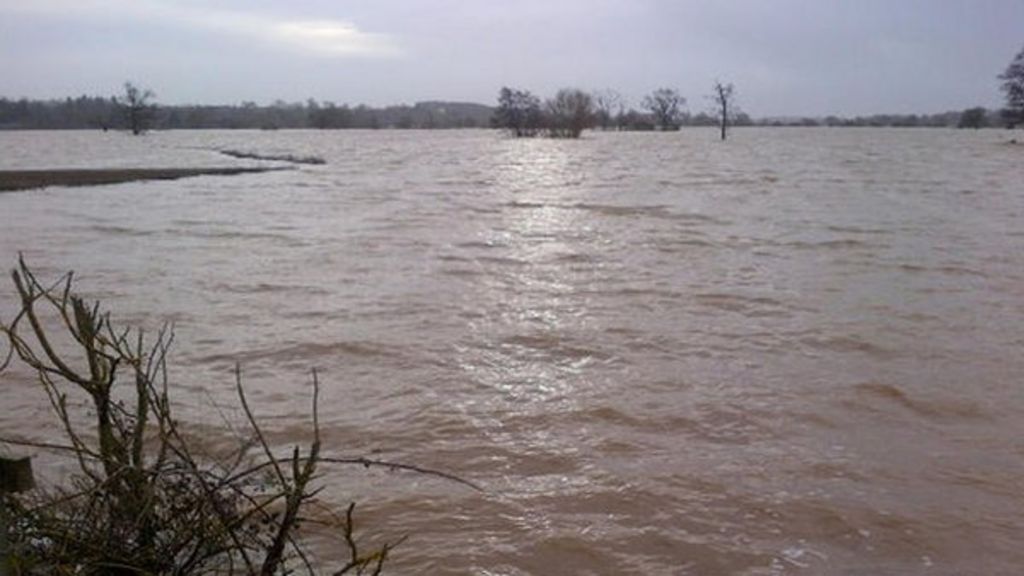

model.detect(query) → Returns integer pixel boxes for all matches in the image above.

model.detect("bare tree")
[591,89,625,130]
[710,81,737,140]
[493,87,544,137]
[546,88,595,138]
[999,45,1024,128]
[116,82,157,135]
[641,88,685,131]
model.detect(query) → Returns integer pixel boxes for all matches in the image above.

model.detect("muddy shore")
[0,167,287,192]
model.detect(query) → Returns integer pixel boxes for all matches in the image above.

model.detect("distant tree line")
[492,84,752,138]
[0,95,493,131]
[492,47,1024,137]
[4,60,1021,134]
[4,94,1013,133]
[759,109,1011,129]
[741,44,1024,132]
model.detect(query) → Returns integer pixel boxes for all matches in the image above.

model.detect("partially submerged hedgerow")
[0,257,475,574]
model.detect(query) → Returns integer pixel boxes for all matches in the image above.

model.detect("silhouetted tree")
[641,88,685,131]
[546,88,594,138]
[710,81,737,140]
[617,109,655,131]
[591,89,625,130]
[493,87,543,137]
[999,45,1024,128]
[957,107,988,129]
[116,82,156,135]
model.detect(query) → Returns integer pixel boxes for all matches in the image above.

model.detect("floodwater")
[1,128,1022,575]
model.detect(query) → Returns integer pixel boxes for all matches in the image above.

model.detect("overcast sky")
[1,0,1021,116]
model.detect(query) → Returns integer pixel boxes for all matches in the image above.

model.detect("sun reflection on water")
[482,142,598,398]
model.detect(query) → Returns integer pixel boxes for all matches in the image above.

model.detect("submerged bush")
[0,258,475,574]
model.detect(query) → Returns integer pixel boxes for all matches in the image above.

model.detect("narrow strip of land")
[216,149,326,165]
[0,167,288,192]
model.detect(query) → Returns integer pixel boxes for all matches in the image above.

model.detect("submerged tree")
[492,87,543,137]
[546,88,595,138]
[999,45,1024,128]
[591,89,625,130]
[116,82,157,135]
[957,107,988,129]
[641,88,685,131]
[710,81,737,140]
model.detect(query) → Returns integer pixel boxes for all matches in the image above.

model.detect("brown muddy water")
[1,128,1023,575]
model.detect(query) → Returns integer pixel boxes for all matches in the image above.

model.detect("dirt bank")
[0,167,287,192]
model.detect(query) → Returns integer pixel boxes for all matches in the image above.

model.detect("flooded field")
[1,128,1022,575]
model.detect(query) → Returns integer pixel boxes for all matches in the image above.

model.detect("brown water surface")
[1,128,1022,575]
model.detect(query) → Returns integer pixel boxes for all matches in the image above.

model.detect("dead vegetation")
[0,257,475,574]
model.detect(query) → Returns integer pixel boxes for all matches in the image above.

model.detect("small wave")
[799,335,894,359]
[784,239,874,250]
[895,263,986,278]
[571,203,721,224]
[165,227,303,246]
[826,225,889,235]
[503,200,547,209]
[570,202,673,218]
[591,287,682,303]
[439,267,481,278]
[691,405,775,444]
[788,410,839,430]
[169,218,211,227]
[694,293,791,318]
[454,240,507,250]
[467,205,502,215]
[86,224,154,237]
[696,293,785,308]
[501,333,612,364]
[476,255,528,266]
[195,340,399,366]
[776,498,918,553]
[501,201,723,224]
[593,437,646,455]
[851,382,986,420]
[587,404,772,444]
[805,461,866,481]
[551,252,596,264]
[654,238,715,252]
[571,405,645,427]
[204,282,329,296]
